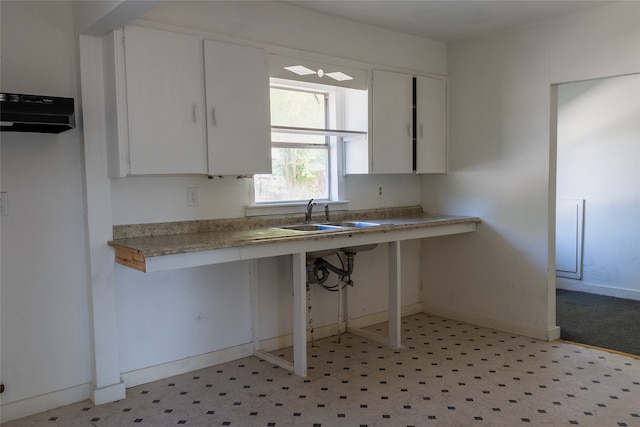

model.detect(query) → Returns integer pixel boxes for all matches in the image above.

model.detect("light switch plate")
[0,192,8,216]
[187,187,199,207]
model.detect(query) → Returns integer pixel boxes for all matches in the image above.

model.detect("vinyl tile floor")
[3,313,640,427]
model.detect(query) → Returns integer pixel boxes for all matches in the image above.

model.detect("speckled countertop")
[108,206,480,258]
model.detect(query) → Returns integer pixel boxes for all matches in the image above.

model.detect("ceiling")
[283,1,613,42]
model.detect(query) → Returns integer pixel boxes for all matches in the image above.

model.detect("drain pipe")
[307,253,355,285]
[306,253,357,345]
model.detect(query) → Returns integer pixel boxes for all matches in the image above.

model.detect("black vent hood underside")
[1,93,75,134]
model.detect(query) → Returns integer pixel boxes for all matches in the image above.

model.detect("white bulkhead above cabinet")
[103,25,271,178]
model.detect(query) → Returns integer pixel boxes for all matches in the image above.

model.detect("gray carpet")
[556,289,640,357]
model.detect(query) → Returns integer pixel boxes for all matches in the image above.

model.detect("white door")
[371,70,413,174]
[204,40,271,175]
[124,26,207,175]
[415,76,447,174]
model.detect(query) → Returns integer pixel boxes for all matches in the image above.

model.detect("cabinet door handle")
[407,124,411,137]
[192,104,199,123]
[211,108,217,126]
[420,124,424,138]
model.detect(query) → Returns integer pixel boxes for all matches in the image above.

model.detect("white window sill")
[245,200,350,217]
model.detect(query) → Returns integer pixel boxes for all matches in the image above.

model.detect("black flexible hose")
[314,254,354,277]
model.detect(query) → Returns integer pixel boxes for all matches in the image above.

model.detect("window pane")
[270,87,326,128]
[255,147,328,203]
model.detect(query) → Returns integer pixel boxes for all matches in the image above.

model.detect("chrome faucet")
[305,198,315,223]
[324,203,330,222]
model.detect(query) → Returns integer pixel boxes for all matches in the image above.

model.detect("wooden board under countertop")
[111,245,147,272]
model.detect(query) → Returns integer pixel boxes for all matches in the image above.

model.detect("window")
[253,73,367,206]
[251,57,368,208]
[254,83,332,203]
[269,87,330,201]
[254,82,333,204]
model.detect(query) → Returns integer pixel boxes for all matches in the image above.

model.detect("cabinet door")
[415,76,447,174]
[204,40,271,175]
[371,70,414,174]
[124,26,207,175]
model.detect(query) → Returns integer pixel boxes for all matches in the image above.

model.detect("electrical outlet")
[0,192,8,216]
[376,184,383,199]
[187,187,199,207]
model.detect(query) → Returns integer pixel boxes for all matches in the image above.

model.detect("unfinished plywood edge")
[112,246,147,272]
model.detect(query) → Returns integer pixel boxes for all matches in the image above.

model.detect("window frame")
[252,78,346,205]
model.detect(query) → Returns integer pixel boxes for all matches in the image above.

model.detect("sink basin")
[279,221,380,232]
[306,243,379,259]
[279,221,380,258]
[341,244,378,254]
[326,221,380,228]
[280,223,344,232]
[306,249,339,259]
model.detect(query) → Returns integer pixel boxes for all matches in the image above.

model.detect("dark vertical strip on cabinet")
[412,77,417,171]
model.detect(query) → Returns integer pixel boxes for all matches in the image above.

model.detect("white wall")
[421,2,640,338]
[556,74,640,300]
[140,0,446,77]
[0,0,92,416]
[110,174,423,225]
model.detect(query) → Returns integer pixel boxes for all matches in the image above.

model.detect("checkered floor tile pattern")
[4,314,639,426]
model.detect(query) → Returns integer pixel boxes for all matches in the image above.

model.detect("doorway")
[553,73,640,356]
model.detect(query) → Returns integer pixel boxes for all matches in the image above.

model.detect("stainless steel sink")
[341,243,378,254]
[280,223,344,232]
[325,221,380,228]
[279,221,380,232]
[306,249,340,259]
[307,243,378,259]
[278,221,381,256]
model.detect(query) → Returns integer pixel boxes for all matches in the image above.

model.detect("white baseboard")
[347,302,423,328]
[0,383,90,423]
[258,322,340,352]
[556,278,640,301]
[120,343,255,388]
[422,303,561,341]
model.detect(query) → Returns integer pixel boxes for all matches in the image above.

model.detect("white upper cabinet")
[123,25,207,175]
[104,26,271,177]
[369,69,447,174]
[203,40,271,175]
